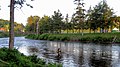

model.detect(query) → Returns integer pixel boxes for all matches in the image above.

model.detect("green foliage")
[47,63,62,67]
[48,34,56,41]
[51,10,64,33]
[0,32,9,38]
[26,33,120,44]
[0,32,25,38]
[86,0,114,33]
[74,0,85,33]
[24,0,117,34]
[0,19,25,33]
[25,16,40,33]
[0,47,62,67]
[25,10,65,34]
[39,16,52,33]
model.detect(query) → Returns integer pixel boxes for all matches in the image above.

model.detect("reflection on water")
[45,42,120,67]
[0,37,120,67]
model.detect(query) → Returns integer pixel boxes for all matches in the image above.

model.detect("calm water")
[0,37,120,67]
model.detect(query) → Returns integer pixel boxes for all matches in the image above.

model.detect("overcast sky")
[0,0,120,25]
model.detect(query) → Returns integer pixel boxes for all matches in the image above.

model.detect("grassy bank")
[0,47,62,67]
[0,32,25,38]
[26,33,120,44]
[0,32,9,38]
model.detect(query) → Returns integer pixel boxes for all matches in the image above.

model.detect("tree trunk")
[89,28,91,33]
[81,28,84,36]
[110,24,113,32]
[94,30,95,33]
[119,22,120,31]
[79,29,80,33]
[36,20,39,34]
[67,29,68,34]
[72,29,74,33]
[9,0,14,49]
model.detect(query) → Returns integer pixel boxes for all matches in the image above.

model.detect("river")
[0,37,120,67]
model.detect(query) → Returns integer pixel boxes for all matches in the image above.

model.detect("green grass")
[26,33,120,44]
[0,47,62,67]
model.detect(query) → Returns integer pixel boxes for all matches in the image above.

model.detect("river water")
[0,37,120,67]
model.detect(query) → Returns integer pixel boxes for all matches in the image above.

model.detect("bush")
[48,35,56,41]
[0,47,62,67]
[26,33,120,44]
[0,32,9,38]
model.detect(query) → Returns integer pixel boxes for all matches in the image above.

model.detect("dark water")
[0,37,120,67]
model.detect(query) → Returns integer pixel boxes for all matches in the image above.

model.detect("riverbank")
[0,32,9,38]
[26,33,120,44]
[0,47,62,67]
[0,32,25,38]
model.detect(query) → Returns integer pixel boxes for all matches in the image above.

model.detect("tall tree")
[52,10,64,33]
[33,16,40,33]
[9,0,34,49]
[26,16,40,33]
[74,0,85,35]
[89,0,114,33]
[86,6,92,33]
[36,16,40,34]
[39,15,52,33]
[86,6,99,33]
[99,0,114,33]
[85,0,114,33]
[9,0,15,49]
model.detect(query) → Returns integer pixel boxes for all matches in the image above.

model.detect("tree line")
[25,0,120,34]
[0,19,24,32]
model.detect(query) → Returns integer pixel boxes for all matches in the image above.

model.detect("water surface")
[0,37,120,67]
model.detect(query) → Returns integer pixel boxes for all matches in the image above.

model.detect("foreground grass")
[0,47,62,67]
[26,33,120,44]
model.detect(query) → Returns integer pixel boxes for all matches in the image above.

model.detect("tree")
[26,16,40,33]
[0,19,24,32]
[65,14,69,33]
[111,16,120,31]
[74,0,85,35]
[70,13,76,33]
[52,10,64,33]
[26,16,33,32]
[9,0,15,49]
[99,0,114,33]
[33,16,40,33]
[88,0,114,33]
[9,0,34,49]
[109,16,115,32]
[116,16,120,31]
[86,6,93,33]
[14,23,24,32]
[87,6,99,33]
[86,0,114,33]
[39,15,52,33]
[36,16,40,34]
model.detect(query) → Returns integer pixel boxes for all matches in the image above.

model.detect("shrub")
[0,32,9,38]
[26,33,120,44]
[0,47,62,67]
